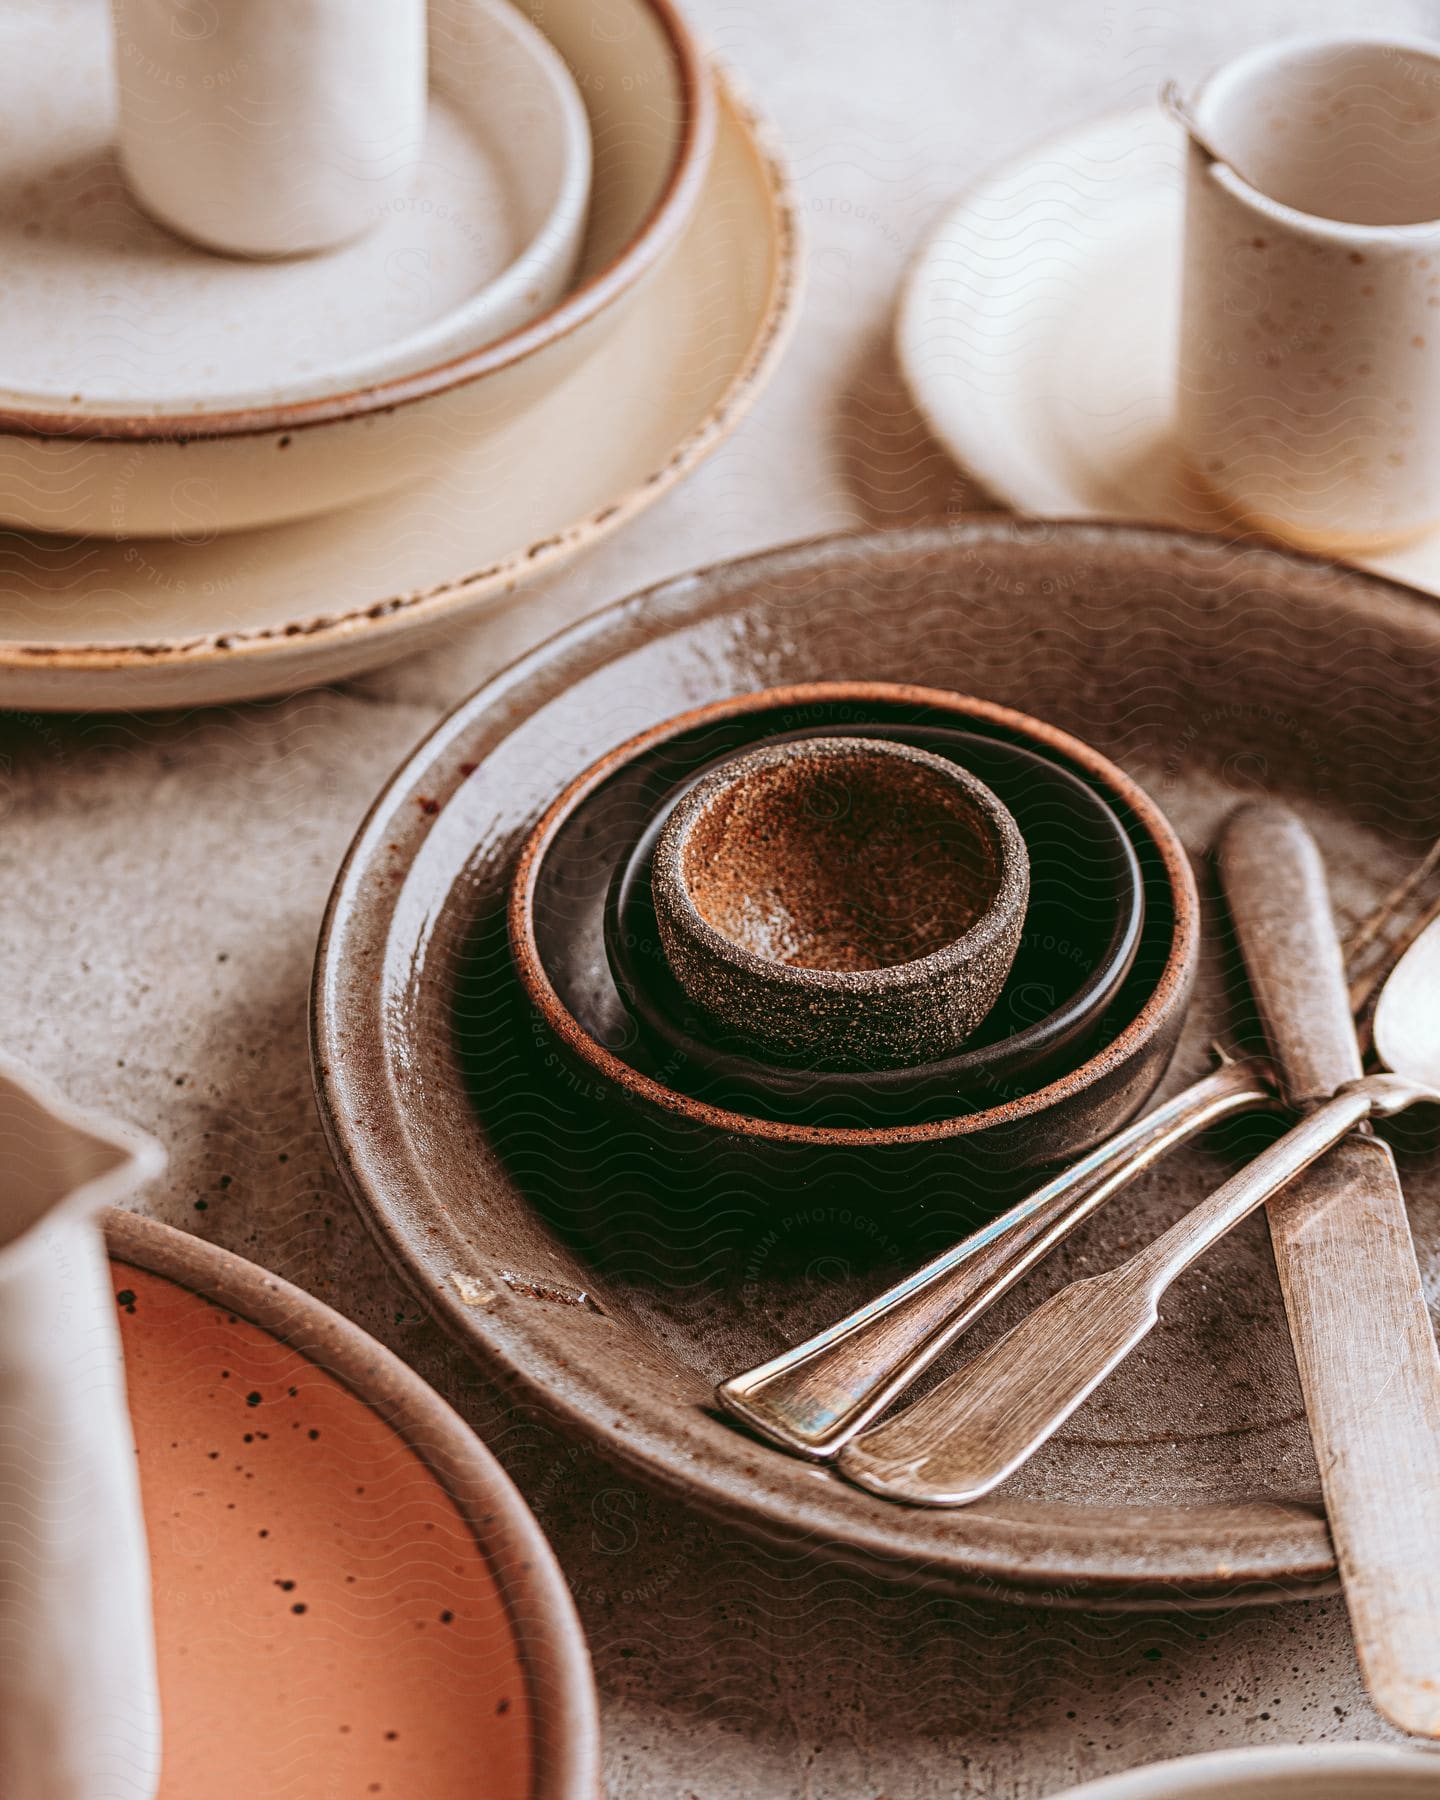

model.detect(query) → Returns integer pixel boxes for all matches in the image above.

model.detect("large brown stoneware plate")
[313,521,1440,1607]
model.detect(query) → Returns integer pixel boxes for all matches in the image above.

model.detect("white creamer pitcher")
[0,1059,164,1800]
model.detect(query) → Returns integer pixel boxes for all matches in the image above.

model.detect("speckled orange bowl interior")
[105,1211,597,1800]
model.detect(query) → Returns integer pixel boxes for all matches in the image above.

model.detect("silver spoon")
[838,913,1440,1507]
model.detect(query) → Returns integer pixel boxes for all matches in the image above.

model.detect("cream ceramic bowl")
[1047,1745,1440,1800]
[0,0,713,538]
[312,2,592,392]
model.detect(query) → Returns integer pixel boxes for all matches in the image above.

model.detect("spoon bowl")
[1374,912,1440,1091]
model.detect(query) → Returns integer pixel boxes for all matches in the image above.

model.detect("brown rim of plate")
[0,0,714,446]
[0,76,798,677]
[102,1207,601,1800]
[507,680,1200,1148]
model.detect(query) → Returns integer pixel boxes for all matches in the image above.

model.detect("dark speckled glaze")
[313,521,1440,1605]
[649,735,1029,1067]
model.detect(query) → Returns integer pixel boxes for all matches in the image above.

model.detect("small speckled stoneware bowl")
[649,736,1029,1068]
[604,723,1144,1117]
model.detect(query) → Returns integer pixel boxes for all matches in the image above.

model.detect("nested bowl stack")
[306,519,1440,1605]
[506,680,1196,1218]
[602,721,1146,1113]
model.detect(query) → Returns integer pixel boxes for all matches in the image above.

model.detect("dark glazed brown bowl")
[649,735,1030,1068]
[605,723,1146,1117]
[508,681,1198,1174]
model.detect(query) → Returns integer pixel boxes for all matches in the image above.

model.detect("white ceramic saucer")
[1045,1743,1440,1799]
[896,107,1440,599]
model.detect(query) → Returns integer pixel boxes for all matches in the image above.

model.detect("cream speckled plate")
[0,77,797,711]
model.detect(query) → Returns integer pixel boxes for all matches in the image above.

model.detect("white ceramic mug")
[1177,34,1440,552]
[112,0,427,258]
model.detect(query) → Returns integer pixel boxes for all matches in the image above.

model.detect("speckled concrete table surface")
[7,2,1439,1795]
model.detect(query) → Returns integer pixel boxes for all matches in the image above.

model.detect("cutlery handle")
[1221,803,1440,1741]
[717,1058,1275,1458]
[1217,803,1363,1103]
[1134,1074,1423,1284]
[838,1073,1415,1506]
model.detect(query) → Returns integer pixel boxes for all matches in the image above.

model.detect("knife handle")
[1219,802,1440,1740]
[1217,803,1362,1102]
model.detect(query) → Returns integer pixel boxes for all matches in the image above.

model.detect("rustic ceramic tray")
[313,520,1440,1607]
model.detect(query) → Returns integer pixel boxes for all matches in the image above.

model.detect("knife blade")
[1219,801,1440,1739]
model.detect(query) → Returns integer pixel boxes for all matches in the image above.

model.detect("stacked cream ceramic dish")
[0,0,708,538]
[0,0,800,711]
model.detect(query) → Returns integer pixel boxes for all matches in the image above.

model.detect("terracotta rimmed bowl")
[315,520,1440,1605]
[0,0,714,537]
[508,683,1196,1174]
[104,1209,598,1798]
[605,722,1145,1118]
[649,735,1031,1068]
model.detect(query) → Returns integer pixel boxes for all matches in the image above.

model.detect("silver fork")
[716,842,1440,1461]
